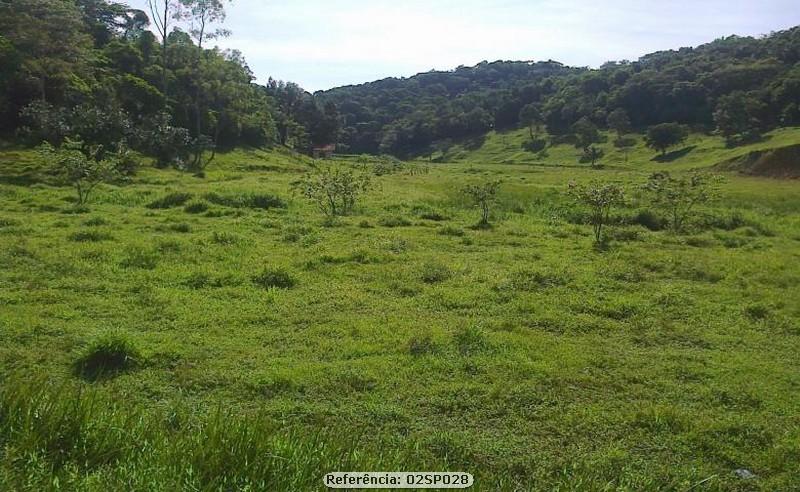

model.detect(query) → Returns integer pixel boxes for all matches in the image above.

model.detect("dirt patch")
[715,144,800,179]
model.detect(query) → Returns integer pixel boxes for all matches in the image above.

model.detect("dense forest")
[0,0,337,174]
[324,27,800,157]
[1,0,800,165]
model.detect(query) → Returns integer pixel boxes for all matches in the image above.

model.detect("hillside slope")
[441,126,800,174]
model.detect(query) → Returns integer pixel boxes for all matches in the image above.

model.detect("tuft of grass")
[120,246,158,270]
[211,231,239,245]
[74,332,141,380]
[147,192,194,209]
[438,225,465,237]
[184,200,210,214]
[252,268,297,289]
[203,192,286,210]
[379,216,412,228]
[69,230,113,242]
[82,216,109,227]
[408,335,439,356]
[168,222,192,233]
[453,325,489,356]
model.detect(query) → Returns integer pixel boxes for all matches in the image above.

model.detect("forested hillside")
[324,28,800,157]
[0,0,337,174]
[2,1,800,166]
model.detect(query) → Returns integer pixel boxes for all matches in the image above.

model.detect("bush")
[630,209,665,231]
[252,268,296,289]
[462,180,501,227]
[522,137,547,153]
[38,139,122,205]
[74,332,141,380]
[644,172,721,232]
[420,261,452,283]
[147,192,193,209]
[291,166,372,217]
[568,181,625,244]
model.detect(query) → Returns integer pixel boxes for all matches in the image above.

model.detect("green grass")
[0,132,799,490]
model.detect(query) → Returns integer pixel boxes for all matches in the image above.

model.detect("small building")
[312,144,336,159]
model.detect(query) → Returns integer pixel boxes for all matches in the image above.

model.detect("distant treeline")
[322,27,800,157]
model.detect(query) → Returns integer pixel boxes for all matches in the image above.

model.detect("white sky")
[127,0,800,92]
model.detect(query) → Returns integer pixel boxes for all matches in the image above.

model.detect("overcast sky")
[127,0,800,92]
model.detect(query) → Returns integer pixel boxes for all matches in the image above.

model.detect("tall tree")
[645,122,689,156]
[180,0,232,172]
[146,0,184,99]
[0,0,92,102]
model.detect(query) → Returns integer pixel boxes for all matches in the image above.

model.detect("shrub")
[744,303,771,320]
[147,192,193,209]
[462,180,501,228]
[568,181,625,244]
[38,139,122,205]
[291,166,372,217]
[184,200,209,214]
[644,172,722,232]
[522,137,548,153]
[420,261,452,284]
[252,268,296,289]
[141,112,192,168]
[74,332,141,380]
[630,209,665,231]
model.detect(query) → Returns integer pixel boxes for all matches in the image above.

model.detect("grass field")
[1,130,799,490]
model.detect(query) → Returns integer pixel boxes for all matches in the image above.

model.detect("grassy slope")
[0,132,799,490]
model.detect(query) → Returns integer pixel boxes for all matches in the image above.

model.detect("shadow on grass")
[651,145,696,163]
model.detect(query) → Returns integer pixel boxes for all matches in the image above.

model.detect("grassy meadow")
[1,129,800,491]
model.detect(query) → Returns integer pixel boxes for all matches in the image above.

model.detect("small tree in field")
[568,181,625,244]
[39,139,122,205]
[645,123,688,156]
[291,165,371,217]
[644,171,721,232]
[583,145,605,168]
[462,180,501,228]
